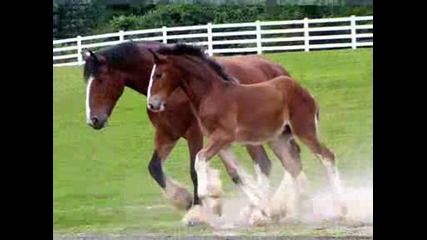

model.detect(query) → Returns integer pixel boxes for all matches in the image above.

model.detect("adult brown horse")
[147,43,347,223]
[82,41,301,222]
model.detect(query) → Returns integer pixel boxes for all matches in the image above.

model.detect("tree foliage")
[53,2,373,37]
[53,0,107,39]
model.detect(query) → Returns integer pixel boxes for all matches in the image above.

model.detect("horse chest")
[147,106,194,138]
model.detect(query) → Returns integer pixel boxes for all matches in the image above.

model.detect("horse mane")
[156,43,238,84]
[83,40,165,82]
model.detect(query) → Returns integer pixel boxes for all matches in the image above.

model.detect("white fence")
[53,15,373,67]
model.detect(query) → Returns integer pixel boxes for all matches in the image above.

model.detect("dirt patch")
[204,173,373,238]
[54,172,373,239]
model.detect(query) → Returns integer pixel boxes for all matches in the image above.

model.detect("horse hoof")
[239,205,253,221]
[298,195,314,216]
[341,204,348,216]
[205,197,223,216]
[264,199,287,221]
[182,205,208,226]
[249,209,271,227]
[186,218,205,227]
[333,200,348,217]
[164,186,193,211]
[239,204,271,226]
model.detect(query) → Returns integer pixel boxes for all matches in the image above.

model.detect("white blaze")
[147,64,157,107]
[85,76,94,121]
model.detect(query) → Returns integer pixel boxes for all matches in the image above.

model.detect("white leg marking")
[254,164,270,196]
[239,179,262,207]
[206,168,223,198]
[195,153,208,198]
[296,171,309,196]
[323,161,344,199]
[320,158,347,216]
[219,148,262,206]
[266,170,295,218]
[85,76,94,121]
[147,64,157,107]
[254,164,263,186]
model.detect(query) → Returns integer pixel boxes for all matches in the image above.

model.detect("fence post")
[76,35,83,65]
[350,15,357,50]
[303,18,309,52]
[256,20,262,55]
[207,22,213,56]
[119,30,124,42]
[162,26,167,44]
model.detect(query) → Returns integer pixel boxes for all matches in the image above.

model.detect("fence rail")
[53,15,373,67]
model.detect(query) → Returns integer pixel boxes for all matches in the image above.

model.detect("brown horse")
[147,43,347,222]
[82,41,302,219]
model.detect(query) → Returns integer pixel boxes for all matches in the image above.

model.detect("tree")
[266,0,280,16]
[53,0,107,39]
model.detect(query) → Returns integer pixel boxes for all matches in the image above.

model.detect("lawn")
[53,48,373,235]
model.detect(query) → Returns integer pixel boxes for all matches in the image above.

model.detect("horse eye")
[155,73,162,79]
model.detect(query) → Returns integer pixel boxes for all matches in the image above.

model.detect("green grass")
[53,48,372,235]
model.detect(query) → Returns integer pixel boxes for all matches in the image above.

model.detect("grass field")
[53,48,373,236]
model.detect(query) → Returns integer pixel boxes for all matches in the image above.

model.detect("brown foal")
[147,44,347,222]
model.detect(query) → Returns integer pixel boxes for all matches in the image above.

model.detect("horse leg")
[246,129,302,188]
[244,145,271,200]
[216,144,269,198]
[266,132,310,220]
[245,145,271,176]
[195,132,232,201]
[183,123,225,226]
[245,126,302,177]
[291,114,347,217]
[218,146,274,226]
[218,147,265,206]
[183,130,232,225]
[184,123,204,207]
[300,136,347,217]
[283,124,303,168]
[148,130,192,211]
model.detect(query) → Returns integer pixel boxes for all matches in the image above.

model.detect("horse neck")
[177,61,230,110]
[124,44,167,96]
[124,62,154,97]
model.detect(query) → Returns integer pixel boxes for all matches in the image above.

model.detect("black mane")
[156,43,237,83]
[83,40,164,81]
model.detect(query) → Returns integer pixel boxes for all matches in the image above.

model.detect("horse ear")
[199,46,208,55]
[82,50,92,61]
[82,49,99,62]
[82,49,107,65]
[147,49,165,63]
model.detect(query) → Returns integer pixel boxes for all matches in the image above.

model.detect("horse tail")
[286,82,320,140]
[316,103,320,122]
[271,62,291,78]
[315,102,320,137]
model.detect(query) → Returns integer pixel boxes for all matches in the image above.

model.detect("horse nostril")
[148,103,154,110]
[91,116,99,126]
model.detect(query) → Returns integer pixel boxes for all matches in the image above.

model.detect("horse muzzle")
[87,114,108,130]
[147,98,165,112]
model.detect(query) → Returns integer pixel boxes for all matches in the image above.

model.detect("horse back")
[268,76,318,123]
[215,55,290,84]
